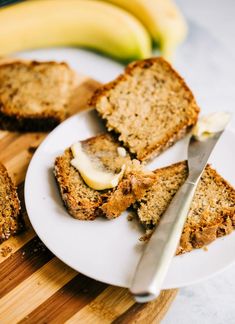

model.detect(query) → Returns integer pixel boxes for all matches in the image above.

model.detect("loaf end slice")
[0,162,22,243]
[91,57,199,161]
[134,161,235,254]
[54,134,155,220]
[0,60,75,132]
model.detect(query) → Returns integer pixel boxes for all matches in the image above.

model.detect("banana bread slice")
[54,133,155,220]
[134,161,235,254]
[91,57,199,161]
[0,162,21,243]
[0,60,75,131]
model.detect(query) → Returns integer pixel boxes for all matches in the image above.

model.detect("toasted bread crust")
[91,58,198,108]
[90,57,199,161]
[100,171,155,219]
[0,110,62,132]
[0,162,22,243]
[178,212,234,254]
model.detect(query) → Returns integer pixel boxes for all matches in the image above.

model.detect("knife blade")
[130,122,230,303]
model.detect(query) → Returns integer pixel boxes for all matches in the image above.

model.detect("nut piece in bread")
[0,162,22,243]
[0,60,75,131]
[54,134,155,220]
[134,161,235,254]
[91,57,199,161]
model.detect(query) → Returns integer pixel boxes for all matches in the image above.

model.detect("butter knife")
[130,120,230,303]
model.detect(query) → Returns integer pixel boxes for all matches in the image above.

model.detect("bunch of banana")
[102,0,188,59]
[0,0,151,61]
[0,0,187,61]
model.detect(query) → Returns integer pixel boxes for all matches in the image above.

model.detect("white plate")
[25,109,235,289]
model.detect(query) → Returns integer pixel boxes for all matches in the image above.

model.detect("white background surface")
[163,1,235,323]
[16,0,235,322]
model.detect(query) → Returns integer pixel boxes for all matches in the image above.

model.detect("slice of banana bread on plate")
[134,161,235,254]
[91,57,199,161]
[54,133,155,220]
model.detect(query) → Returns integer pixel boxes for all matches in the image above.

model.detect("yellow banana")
[102,0,188,58]
[0,0,151,61]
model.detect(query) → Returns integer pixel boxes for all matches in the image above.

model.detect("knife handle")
[130,181,197,303]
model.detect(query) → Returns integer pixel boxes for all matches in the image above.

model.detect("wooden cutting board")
[0,75,178,324]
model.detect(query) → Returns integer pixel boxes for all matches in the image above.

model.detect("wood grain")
[67,286,135,324]
[113,289,178,324]
[0,258,77,324]
[0,237,53,298]
[0,76,178,323]
[20,275,108,324]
